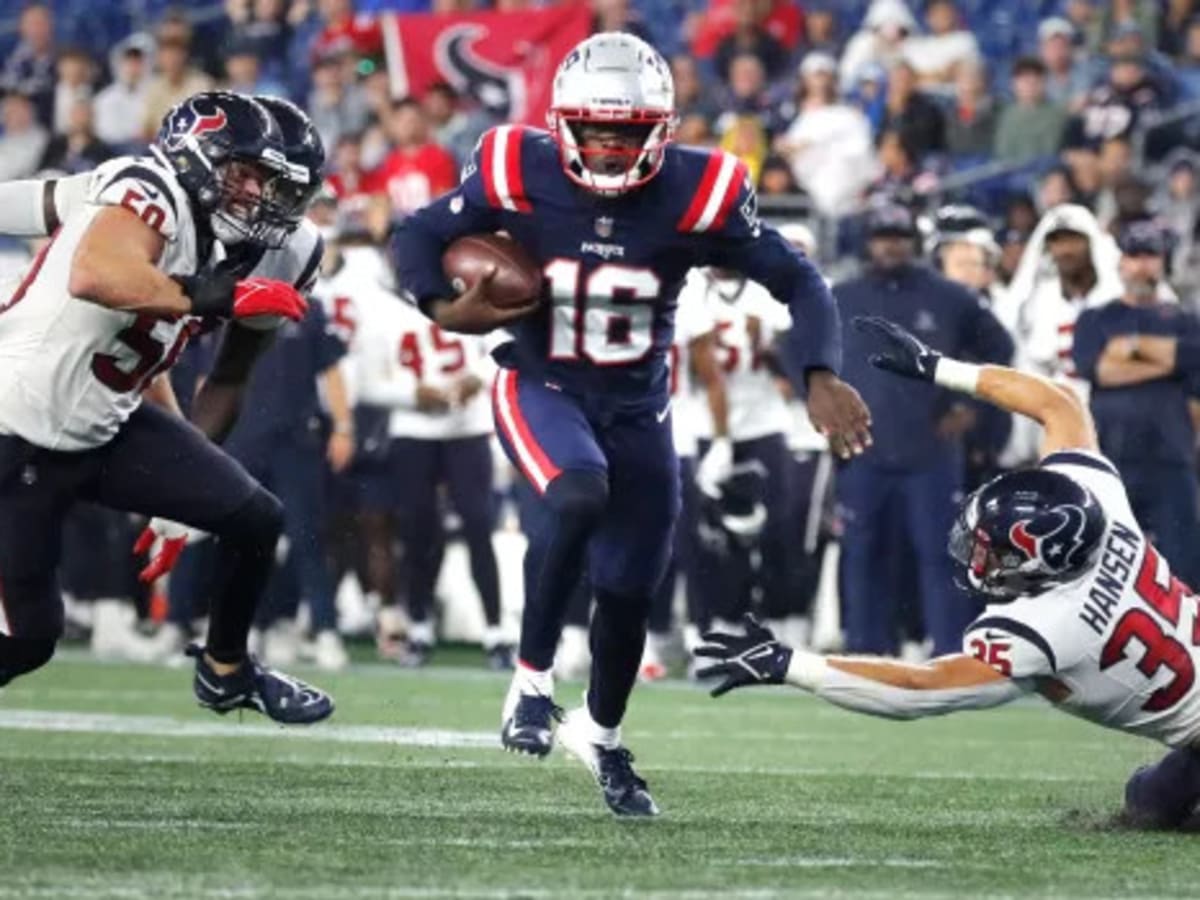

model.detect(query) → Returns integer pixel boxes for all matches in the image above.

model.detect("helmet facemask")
[208,156,295,249]
[549,108,676,196]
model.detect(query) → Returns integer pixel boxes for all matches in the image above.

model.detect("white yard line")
[0,709,1116,783]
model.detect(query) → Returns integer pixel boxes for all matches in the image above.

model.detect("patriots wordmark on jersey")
[392,124,841,404]
[964,451,1200,747]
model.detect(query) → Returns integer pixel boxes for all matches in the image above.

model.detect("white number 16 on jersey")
[545,260,661,366]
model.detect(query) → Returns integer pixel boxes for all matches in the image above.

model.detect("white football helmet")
[547,32,676,196]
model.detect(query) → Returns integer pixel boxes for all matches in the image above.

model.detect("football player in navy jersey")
[391,32,870,817]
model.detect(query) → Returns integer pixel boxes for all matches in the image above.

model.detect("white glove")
[695,436,734,499]
[133,517,207,583]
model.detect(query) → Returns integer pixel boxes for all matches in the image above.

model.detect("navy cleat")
[500,684,562,757]
[558,709,659,817]
[187,643,334,725]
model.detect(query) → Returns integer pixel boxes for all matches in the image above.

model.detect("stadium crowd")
[4,0,1200,680]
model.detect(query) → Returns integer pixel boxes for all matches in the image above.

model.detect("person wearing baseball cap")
[1071,219,1200,587]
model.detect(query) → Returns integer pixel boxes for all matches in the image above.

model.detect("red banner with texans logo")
[381,2,591,126]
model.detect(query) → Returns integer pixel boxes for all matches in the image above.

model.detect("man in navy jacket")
[835,203,1013,656]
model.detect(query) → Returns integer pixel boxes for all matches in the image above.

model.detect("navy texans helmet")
[254,95,326,238]
[948,468,1107,602]
[154,91,294,248]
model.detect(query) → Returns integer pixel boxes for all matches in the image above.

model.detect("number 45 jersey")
[391,126,840,407]
[0,154,203,451]
[964,450,1200,747]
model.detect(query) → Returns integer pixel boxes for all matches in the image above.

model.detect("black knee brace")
[0,634,55,686]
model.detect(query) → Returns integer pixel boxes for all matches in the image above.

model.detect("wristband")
[933,358,981,395]
[784,650,828,692]
[172,273,235,317]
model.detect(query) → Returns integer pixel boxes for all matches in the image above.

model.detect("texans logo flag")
[380,2,590,125]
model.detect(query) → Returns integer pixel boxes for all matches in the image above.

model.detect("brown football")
[442,233,543,309]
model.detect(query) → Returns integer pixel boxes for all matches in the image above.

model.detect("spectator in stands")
[227,0,293,76]
[1,2,55,129]
[1063,54,1165,154]
[714,53,773,133]
[671,55,718,133]
[804,3,841,57]
[221,38,287,96]
[776,52,875,217]
[371,98,458,220]
[1066,0,1104,54]
[1097,0,1160,51]
[52,48,94,137]
[720,115,768,183]
[307,55,370,153]
[141,36,214,139]
[1172,18,1200,98]
[0,90,48,182]
[839,0,916,95]
[310,0,382,63]
[1037,165,1081,212]
[1004,193,1039,235]
[38,97,111,174]
[879,60,945,162]
[944,60,996,158]
[903,0,980,91]
[713,0,789,84]
[849,62,888,137]
[1154,149,1200,294]
[1105,20,1178,102]
[691,0,803,69]
[993,57,1067,164]
[93,35,152,150]
[422,82,493,168]
[590,0,654,47]
[1038,17,1092,111]
[865,127,926,206]
[1072,221,1200,587]
[757,154,803,196]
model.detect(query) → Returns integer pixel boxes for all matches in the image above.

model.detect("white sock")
[683,624,703,654]
[515,660,553,697]
[409,619,434,645]
[573,698,620,749]
[483,624,506,650]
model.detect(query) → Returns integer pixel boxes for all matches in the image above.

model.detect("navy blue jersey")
[1073,300,1200,466]
[230,301,347,444]
[390,125,840,406]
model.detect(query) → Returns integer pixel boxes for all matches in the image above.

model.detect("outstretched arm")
[854,316,1097,457]
[696,617,1023,720]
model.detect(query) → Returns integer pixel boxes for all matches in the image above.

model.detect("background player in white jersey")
[0,91,332,723]
[698,315,1200,829]
[690,267,797,638]
[344,259,507,669]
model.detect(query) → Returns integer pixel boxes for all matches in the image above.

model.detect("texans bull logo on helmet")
[1008,505,1091,573]
[161,101,229,152]
[434,25,524,120]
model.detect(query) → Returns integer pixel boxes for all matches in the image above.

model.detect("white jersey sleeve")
[88,157,184,242]
[670,270,716,457]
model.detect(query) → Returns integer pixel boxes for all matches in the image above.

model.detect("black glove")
[694,614,793,698]
[853,316,942,382]
[172,268,239,317]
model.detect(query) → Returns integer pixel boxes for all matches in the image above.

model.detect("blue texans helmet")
[154,91,294,248]
[948,468,1107,602]
[254,95,326,238]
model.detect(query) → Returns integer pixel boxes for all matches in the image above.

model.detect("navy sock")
[586,588,650,729]
[1125,747,1200,827]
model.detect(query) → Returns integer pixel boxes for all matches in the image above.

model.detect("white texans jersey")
[695,273,792,443]
[668,270,716,458]
[0,155,208,450]
[348,280,493,441]
[963,450,1200,748]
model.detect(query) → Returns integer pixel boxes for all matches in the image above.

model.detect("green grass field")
[0,653,1193,899]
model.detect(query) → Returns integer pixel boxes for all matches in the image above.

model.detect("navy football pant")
[1125,747,1200,828]
[0,403,281,676]
[225,426,337,632]
[1119,462,1200,589]
[493,369,678,727]
[391,435,501,628]
[837,455,971,656]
